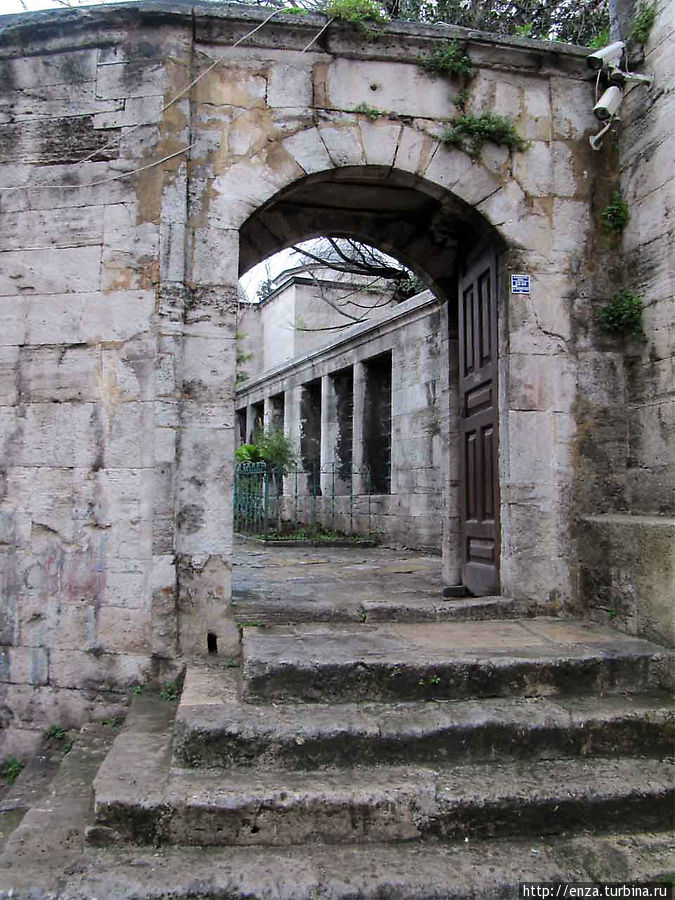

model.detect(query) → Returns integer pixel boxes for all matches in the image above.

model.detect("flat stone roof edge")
[0,0,592,60]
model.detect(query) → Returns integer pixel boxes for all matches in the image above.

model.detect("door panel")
[459,251,500,595]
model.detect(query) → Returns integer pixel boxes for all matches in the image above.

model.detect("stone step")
[7,741,675,900]
[91,704,674,847]
[173,666,675,770]
[57,833,675,897]
[231,593,541,625]
[241,617,673,703]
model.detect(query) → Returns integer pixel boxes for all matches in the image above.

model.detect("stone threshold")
[240,617,674,703]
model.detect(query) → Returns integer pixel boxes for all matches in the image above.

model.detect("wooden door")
[458,251,500,595]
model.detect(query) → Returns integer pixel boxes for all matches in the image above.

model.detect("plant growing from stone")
[418,42,473,79]
[601,192,630,233]
[630,2,657,45]
[439,112,527,158]
[597,289,644,337]
[101,714,125,727]
[1,756,23,785]
[159,681,179,702]
[354,102,383,121]
[452,88,469,111]
[322,0,390,26]
[44,724,68,741]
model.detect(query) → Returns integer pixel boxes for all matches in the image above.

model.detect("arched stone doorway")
[181,110,580,657]
[236,165,505,597]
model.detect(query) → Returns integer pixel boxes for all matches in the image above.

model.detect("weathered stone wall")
[0,0,640,749]
[620,0,674,511]
[575,0,674,644]
[0,11,193,754]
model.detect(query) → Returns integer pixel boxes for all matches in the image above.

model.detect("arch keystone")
[282,127,332,175]
[358,118,402,168]
[317,120,365,168]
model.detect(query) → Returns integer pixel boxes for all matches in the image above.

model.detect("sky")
[0,0,114,13]
[240,249,297,302]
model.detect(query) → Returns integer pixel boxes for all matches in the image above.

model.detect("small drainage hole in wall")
[207,632,218,655]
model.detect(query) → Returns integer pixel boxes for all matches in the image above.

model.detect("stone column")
[245,404,257,444]
[352,361,367,496]
[263,395,273,432]
[320,374,337,496]
[284,386,302,501]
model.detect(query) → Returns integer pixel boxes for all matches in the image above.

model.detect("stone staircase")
[1,610,672,897]
[82,614,673,894]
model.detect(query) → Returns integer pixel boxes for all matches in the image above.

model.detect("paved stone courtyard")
[233,537,444,606]
[231,538,540,623]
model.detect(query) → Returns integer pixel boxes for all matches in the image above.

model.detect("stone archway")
[5,0,672,758]
[180,104,580,656]
[236,166,506,596]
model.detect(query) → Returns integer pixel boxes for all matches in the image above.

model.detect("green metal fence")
[233,462,387,541]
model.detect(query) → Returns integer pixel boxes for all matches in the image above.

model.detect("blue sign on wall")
[511,274,530,294]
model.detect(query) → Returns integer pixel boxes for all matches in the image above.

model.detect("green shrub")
[354,102,382,121]
[601,192,630,233]
[236,429,297,475]
[631,2,657,44]
[159,681,179,702]
[589,27,610,49]
[235,443,263,464]
[1,756,24,785]
[44,724,68,741]
[419,42,473,79]
[439,112,527,158]
[597,289,643,336]
[321,0,389,25]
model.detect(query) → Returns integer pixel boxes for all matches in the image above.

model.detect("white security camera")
[608,66,655,87]
[593,85,623,120]
[587,41,625,71]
